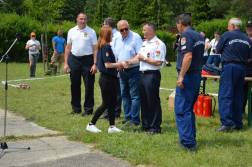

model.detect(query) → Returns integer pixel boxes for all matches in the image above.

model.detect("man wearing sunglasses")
[112,20,143,127]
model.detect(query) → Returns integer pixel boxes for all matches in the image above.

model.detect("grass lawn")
[0,62,252,166]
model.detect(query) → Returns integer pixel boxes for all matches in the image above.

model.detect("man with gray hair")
[215,18,252,132]
[112,20,143,127]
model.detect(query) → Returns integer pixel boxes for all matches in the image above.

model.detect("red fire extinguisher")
[194,92,216,117]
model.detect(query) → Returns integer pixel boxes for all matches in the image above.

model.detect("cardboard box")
[167,91,175,110]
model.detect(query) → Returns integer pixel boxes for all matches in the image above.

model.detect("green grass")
[0,62,252,167]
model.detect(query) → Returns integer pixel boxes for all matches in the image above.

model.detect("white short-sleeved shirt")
[26,40,40,54]
[138,36,166,71]
[203,38,209,56]
[67,25,97,56]
[209,38,221,56]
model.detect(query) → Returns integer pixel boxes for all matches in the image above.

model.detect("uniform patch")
[106,52,109,57]
[155,40,160,45]
[181,46,186,50]
[248,20,251,24]
[147,53,150,58]
[84,32,88,37]
[155,51,161,58]
[181,37,186,45]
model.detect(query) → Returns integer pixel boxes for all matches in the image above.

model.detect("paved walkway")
[0,109,135,167]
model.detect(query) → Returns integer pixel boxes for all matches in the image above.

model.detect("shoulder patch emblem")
[84,32,88,37]
[106,52,109,57]
[181,46,186,50]
[156,51,161,58]
[155,40,160,45]
[248,20,251,24]
[181,37,186,45]
[147,53,150,58]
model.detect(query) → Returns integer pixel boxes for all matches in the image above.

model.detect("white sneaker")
[108,126,123,133]
[86,123,102,133]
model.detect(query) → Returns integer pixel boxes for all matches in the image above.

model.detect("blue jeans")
[119,67,140,124]
[206,55,221,81]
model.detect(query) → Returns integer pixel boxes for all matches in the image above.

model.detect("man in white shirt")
[64,13,98,117]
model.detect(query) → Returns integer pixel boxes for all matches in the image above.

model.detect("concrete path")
[0,109,135,167]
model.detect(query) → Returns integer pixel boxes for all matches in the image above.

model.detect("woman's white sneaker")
[108,126,123,133]
[86,123,102,133]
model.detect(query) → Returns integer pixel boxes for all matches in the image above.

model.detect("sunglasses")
[119,28,129,32]
[31,36,36,37]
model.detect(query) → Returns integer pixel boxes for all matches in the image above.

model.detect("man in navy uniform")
[126,21,166,135]
[215,18,252,131]
[174,14,205,152]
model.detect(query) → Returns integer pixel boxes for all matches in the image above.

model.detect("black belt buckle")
[122,66,138,72]
[141,70,158,74]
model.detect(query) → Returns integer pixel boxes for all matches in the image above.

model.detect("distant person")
[206,31,221,83]
[100,17,122,120]
[64,13,98,117]
[215,18,252,132]
[200,31,210,66]
[25,32,41,77]
[51,29,66,73]
[243,19,252,117]
[86,27,124,133]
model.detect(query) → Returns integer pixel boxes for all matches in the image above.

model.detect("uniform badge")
[84,32,88,37]
[147,53,150,58]
[181,37,186,45]
[181,46,186,50]
[248,20,251,24]
[155,51,161,58]
[155,40,160,45]
[106,52,109,57]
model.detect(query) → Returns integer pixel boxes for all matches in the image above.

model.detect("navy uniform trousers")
[175,73,201,148]
[219,64,245,129]
[139,71,162,132]
[70,55,95,114]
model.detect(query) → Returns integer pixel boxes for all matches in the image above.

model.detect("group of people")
[25,12,252,152]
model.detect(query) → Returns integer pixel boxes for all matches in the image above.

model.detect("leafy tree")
[0,0,25,15]
[59,0,85,21]
[108,0,125,23]
[83,0,98,25]
[186,0,223,26]
[22,0,66,22]
[93,0,109,26]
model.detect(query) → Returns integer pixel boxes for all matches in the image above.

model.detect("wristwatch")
[143,58,146,62]
[94,63,97,65]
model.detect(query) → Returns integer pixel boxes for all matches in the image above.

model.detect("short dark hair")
[200,30,207,39]
[214,31,220,35]
[77,12,86,18]
[176,14,191,27]
[143,21,157,32]
[104,17,116,29]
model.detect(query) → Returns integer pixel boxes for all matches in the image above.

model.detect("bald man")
[111,20,143,127]
[215,18,252,132]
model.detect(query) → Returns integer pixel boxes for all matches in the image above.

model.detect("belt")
[30,54,38,56]
[222,61,246,66]
[141,70,159,74]
[73,54,93,59]
[122,66,139,72]
[177,70,201,74]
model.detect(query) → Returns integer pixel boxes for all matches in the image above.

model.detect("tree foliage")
[108,0,125,23]
[59,0,85,21]
[0,0,25,15]
[93,0,109,26]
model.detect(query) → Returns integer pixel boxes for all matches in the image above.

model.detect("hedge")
[0,13,177,63]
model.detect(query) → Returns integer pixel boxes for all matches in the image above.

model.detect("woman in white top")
[25,32,41,77]
[206,31,221,82]
[200,31,209,66]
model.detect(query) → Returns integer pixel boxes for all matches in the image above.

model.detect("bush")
[0,13,176,63]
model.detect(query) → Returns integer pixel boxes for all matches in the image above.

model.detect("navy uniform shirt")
[176,27,205,71]
[216,29,252,63]
[97,44,117,77]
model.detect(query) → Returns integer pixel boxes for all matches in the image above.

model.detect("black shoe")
[118,120,129,124]
[81,113,92,117]
[215,125,236,132]
[125,122,139,127]
[234,127,243,131]
[146,130,161,136]
[174,146,197,152]
[69,110,81,114]
[100,114,109,119]
[134,127,151,132]
[174,140,181,144]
